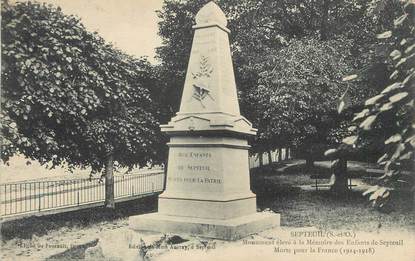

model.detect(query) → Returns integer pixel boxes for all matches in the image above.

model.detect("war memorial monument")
[129,1,280,240]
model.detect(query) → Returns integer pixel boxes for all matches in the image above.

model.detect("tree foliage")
[155,0,397,157]
[1,2,162,173]
[336,0,414,207]
[245,36,355,152]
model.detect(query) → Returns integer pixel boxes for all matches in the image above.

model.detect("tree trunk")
[258,153,263,167]
[163,151,169,191]
[320,0,330,40]
[104,153,115,209]
[330,157,349,194]
[268,151,273,165]
[306,156,314,170]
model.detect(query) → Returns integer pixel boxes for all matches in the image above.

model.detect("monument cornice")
[192,22,230,34]
[176,111,236,116]
[161,113,257,137]
[166,142,251,150]
[159,190,257,202]
[159,196,256,203]
[161,128,257,138]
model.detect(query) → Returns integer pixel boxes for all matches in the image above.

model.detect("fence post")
[132,185,134,196]
[77,191,80,206]
[38,195,41,212]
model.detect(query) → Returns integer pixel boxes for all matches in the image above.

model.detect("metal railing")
[0,171,164,218]
[249,148,292,169]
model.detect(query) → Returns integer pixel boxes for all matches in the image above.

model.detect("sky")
[12,0,165,63]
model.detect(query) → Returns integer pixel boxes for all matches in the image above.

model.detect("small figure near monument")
[129,1,279,240]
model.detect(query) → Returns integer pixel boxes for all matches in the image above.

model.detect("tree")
[332,0,414,207]
[234,0,399,163]
[1,2,162,208]
[155,0,397,163]
[244,36,356,164]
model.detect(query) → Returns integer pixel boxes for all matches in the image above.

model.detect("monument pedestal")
[129,1,279,240]
[129,134,280,240]
[130,212,279,241]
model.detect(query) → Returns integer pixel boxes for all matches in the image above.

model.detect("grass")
[258,190,414,231]
[252,162,415,232]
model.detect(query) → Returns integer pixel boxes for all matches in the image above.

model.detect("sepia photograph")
[1,0,414,260]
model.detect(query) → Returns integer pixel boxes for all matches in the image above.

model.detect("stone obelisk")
[129,1,279,240]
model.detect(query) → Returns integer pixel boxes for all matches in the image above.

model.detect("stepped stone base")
[129,212,280,241]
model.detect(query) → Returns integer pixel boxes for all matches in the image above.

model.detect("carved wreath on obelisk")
[191,55,214,107]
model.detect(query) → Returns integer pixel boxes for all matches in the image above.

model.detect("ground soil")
[1,162,414,260]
